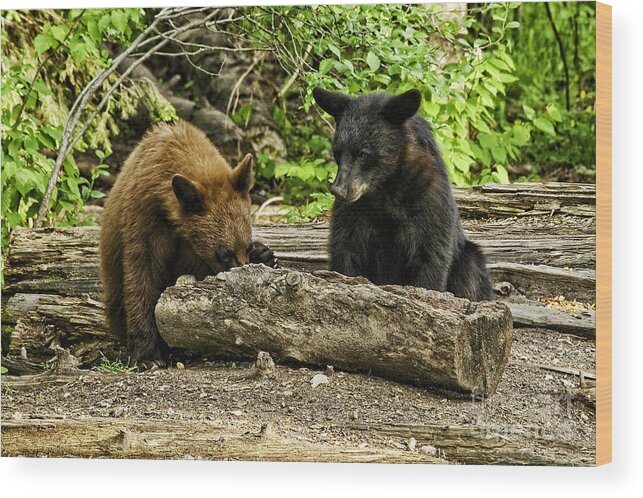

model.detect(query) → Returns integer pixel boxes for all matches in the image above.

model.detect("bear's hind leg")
[447,240,493,301]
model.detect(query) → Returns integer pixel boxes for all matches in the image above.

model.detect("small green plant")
[92,353,136,373]
[1,365,8,375]
[285,192,334,223]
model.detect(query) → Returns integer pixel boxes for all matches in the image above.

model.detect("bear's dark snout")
[331,169,369,203]
[330,182,348,200]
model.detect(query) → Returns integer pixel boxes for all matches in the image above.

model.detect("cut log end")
[156,265,513,397]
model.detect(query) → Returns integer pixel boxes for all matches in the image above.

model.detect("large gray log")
[508,303,596,338]
[452,182,595,218]
[2,221,596,301]
[488,263,596,302]
[155,265,513,396]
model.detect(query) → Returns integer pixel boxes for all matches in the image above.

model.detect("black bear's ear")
[381,89,422,125]
[231,153,255,193]
[172,174,204,212]
[313,87,351,119]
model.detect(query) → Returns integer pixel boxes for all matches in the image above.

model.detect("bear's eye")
[357,149,369,159]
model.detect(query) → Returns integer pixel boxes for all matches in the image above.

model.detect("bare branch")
[226,52,266,117]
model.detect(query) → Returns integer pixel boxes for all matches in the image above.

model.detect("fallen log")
[4,293,123,366]
[3,289,595,368]
[2,222,596,301]
[0,417,444,463]
[155,266,513,396]
[489,263,595,302]
[507,302,595,338]
[453,182,595,219]
[348,422,594,466]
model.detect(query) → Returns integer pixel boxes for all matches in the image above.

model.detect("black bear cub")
[312,87,493,301]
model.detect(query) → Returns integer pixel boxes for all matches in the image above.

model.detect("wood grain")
[155,267,513,396]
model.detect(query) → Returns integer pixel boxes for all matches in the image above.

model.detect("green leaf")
[522,104,536,121]
[478,133,497,150]
[33,79,53,97]
[319,59,333,75]
[8,138,22,158]
[34,34,54,55]
[533,117,556,136]
[452,153,473,173]
[328,43,341,58]
[111,11,128,33]
[87,20,101,42]
[98,14,111,32]
[14,168,39,196]
[491,146,507,164]
[511,125,530,146]
[366,51,380,71]
[546,103,562,122]
[70,39,87,62]
[51,25,67,42]
[494,165,510,184]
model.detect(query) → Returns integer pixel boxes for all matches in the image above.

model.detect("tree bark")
[2,221,596,301]
[452,182,595,218]
[154,266,513,396]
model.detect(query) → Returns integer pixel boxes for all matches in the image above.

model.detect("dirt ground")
[1,327,595,465]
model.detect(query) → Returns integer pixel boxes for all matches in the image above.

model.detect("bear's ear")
[313,87,351,119]
[172,174,204,212]
[231,153,255,193]
[381,89,422,125]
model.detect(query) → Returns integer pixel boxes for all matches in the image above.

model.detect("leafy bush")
[239,2,565,202]
[1,9,175,254]
[506,1,596,180]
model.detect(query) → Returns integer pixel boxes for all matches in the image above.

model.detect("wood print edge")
[595,0,612,466]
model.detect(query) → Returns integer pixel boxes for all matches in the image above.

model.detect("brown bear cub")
[100,120,277,369]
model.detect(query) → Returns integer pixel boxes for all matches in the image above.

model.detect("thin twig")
[253,196,284,223]
[277,42,313,100]
[226,52,266,117]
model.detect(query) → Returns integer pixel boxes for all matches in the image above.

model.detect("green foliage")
[1,9,176,257]
[238,2,594,214]
[242,4,528,189]
[92,353,136,373]
[1,365,7,375]
[286,193,335,223]
[507,2,596,179]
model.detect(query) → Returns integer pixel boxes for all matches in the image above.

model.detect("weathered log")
[508,302,595,338]
[347,422,594,466]
[488,263,595,302]
[5,293,123,366]
[0,415,592,465]
[154,266,513,396]
[2,221,596,301]
[453,182,595,218]
[4,288,595,368]
[0,417,444,463]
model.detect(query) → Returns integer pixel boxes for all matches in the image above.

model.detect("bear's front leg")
[123,247,169,371]
[248,241,278,268]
